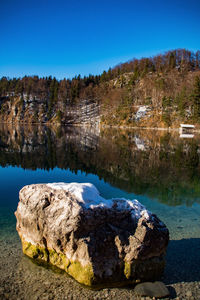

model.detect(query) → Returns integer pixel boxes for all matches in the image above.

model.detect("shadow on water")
[164,238,200,284]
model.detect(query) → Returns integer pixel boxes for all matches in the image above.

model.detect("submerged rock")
[134,281,170,298]
[15,182,169,287]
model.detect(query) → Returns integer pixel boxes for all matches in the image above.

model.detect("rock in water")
[15,182,169,287]
[134,281,170,298]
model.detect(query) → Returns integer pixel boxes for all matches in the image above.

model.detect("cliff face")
[0,96,100,126]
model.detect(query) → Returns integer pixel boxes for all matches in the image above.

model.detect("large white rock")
[15,183,169,287]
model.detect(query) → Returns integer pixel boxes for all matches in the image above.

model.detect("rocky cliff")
[0,95,100,126]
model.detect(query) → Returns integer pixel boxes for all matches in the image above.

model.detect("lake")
[0,124,200,299]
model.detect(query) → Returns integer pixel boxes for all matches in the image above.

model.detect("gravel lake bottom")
[0,228,200,300]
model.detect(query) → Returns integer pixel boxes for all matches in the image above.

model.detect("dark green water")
[0,124,200,299]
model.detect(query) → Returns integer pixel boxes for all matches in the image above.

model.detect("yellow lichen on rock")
[124,261,131,279]
[67,261,94,286]
[21,240,95,286]
[49,249,70,270]
[22,240,49,262]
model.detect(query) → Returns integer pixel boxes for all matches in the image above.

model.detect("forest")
[0,49,200,126]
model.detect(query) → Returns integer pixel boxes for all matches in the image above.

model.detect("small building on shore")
[179,124,195,138]
[179,124,195,133]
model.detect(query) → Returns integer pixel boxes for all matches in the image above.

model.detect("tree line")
[0,49,200,104]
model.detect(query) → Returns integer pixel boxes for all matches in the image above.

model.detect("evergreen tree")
[176,87,187,117]
[192,76,200,119]
[15,80,24,95]
[169,52,176,69]
[107,68,112,80]
[100,71,107,82]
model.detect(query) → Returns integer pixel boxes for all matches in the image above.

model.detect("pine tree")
[176,87,187,117]
[192,76,200,119]
[169,52,176,69]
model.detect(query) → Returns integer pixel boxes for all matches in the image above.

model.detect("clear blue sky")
[0,0,200,79]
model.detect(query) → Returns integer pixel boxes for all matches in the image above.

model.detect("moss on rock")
[22,240,49,262]
[67,261,94,286]
[21,240,95,286]
[124,261,132,279]
[49,249,70,270]
[21,239,165,287]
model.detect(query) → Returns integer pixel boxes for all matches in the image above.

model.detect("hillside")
[0,49,200,128]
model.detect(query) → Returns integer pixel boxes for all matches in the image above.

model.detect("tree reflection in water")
[0,123,200,206]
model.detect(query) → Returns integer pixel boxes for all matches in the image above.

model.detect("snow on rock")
[135,106,149,121]
[47,182,151,220]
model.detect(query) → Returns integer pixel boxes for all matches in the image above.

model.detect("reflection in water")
[0,123,200,206]
[180,133,194,138]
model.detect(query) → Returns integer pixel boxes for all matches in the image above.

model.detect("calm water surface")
[0,124,200,298]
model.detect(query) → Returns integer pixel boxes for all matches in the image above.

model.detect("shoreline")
[1,120,200,133]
